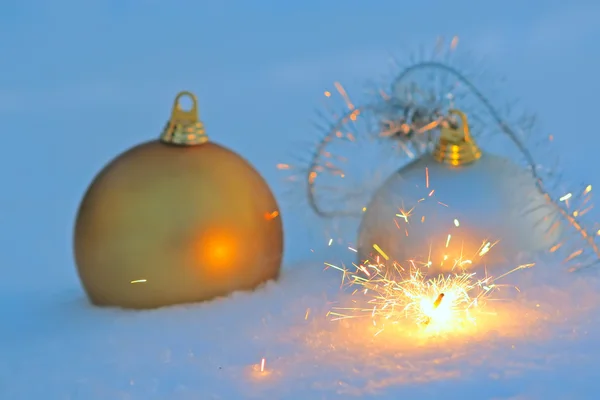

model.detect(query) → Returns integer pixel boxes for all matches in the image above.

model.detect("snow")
[3,252,600,399]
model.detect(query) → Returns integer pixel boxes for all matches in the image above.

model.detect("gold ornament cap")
[160,91,209,145]
[433,109,482,166]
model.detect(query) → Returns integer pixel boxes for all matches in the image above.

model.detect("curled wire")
[305,104,446,218]
[305,76,461,218]
[304,61,600,271]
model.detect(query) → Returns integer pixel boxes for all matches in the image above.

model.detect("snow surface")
[3,250,600,400]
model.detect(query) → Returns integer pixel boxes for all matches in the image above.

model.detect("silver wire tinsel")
[280,38,600,272]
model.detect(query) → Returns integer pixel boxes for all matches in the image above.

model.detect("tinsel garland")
[279,38,599,272]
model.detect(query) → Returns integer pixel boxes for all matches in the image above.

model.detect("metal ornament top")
[160,91,208,145]
[433,109,482,166]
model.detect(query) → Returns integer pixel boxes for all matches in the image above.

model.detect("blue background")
[1,0,598,294]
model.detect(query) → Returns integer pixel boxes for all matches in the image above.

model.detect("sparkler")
[326,239,535,336]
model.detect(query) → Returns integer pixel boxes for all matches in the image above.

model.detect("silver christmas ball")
[357,152,561,274]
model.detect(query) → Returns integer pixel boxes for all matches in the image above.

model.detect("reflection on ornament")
[357,110,560,274]
[74,91,283,309]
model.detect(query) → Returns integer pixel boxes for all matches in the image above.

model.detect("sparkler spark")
[249,357,274,380]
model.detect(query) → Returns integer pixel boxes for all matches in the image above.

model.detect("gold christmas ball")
[74,91,283,309]
[357,110,561,275]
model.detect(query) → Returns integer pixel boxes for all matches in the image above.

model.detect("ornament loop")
[172,91,200,124]
[160,91,208,146]
[445,109,472,142]
[433,109,482,166]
